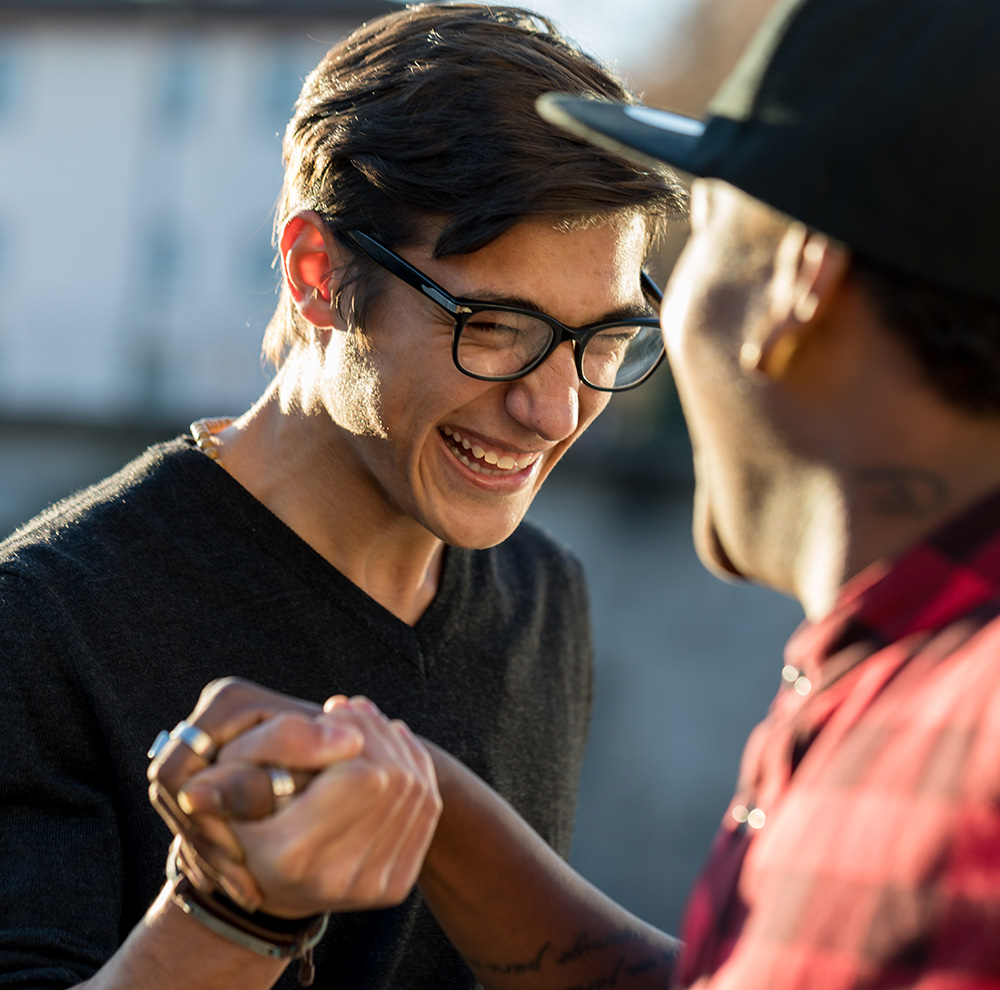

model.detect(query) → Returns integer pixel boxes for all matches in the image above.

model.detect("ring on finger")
[266,765,297,810]
[148,720,219,763]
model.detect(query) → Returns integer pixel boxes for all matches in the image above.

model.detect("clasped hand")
[147,678,442,919]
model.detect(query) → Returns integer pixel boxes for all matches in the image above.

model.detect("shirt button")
[782,664,812,696]
[732,805,766,830]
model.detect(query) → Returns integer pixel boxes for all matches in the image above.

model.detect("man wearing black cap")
[161,0,1000,986]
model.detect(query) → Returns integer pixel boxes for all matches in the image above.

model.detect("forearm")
[76,885,288,990]
[420,744,681,990]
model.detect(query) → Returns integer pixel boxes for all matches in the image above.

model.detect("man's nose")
[504,341,581,442]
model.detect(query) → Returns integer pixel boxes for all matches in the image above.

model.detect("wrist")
[166,840,328,986]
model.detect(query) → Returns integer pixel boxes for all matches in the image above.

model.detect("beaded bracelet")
[166,844,328,986]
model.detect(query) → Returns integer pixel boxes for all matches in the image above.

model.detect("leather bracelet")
[166,845,328,985]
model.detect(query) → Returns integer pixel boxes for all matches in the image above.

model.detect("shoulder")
[0,437,207,589]
[459,518,590,621]
[490,517,587,583]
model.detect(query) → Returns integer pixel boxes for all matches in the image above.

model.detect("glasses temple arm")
[341,230,468,316]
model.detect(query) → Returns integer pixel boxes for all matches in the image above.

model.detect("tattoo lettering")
[468,941,551,975]
[626,948,680,976]
[469,931,677,987]
[558,930,640,965]
[625,957,658,977]
[857,467,949,519]
[562,956,626,990]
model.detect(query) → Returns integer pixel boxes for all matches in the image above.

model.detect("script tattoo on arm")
[467,928,680,989]
[468,942,551,976]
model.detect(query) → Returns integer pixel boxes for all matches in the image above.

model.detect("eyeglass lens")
[456,311,662,389]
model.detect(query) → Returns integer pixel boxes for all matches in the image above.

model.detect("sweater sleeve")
[0,571,124,989]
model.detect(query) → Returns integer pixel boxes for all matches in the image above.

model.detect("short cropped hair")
[852,259,1000,415]
[262,3,685,366]
[722,185,1000,417]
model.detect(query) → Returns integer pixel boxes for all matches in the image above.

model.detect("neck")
[794,408,1000,620]
[204,368,446,626]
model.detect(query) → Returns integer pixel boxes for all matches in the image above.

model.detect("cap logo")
[623,106,705,138]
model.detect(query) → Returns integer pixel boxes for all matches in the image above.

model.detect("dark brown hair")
[263,3,685,365]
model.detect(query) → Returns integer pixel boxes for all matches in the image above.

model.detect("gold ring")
[266,765,297,810]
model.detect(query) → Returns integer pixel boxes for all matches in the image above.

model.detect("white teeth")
[441,427,541,476]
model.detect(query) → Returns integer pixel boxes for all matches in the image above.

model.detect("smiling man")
[408,0,1000,985]
[0,5,681,989]
[161,0,1000,987]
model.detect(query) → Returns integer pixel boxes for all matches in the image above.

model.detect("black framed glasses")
[341,229,665,392]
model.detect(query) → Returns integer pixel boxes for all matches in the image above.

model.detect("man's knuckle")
[356,763,389,795]
[203,676,244,703]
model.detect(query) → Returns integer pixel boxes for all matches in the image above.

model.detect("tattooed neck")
[856,466,950,519]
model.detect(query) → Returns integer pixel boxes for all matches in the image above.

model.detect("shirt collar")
[785,487,1000,685]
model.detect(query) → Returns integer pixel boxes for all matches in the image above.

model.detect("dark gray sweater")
[0,439,593,989]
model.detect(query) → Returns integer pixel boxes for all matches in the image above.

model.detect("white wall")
[0,15,355,421]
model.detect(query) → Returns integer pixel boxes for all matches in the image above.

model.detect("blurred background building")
[0,0,802,936]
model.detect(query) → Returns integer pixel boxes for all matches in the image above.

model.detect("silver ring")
[147,720,218,762]
[266,765,297,810]
[174,721,219,762]
[147,729,171,760]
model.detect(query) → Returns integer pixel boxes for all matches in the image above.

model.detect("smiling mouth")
[440,427,541,476]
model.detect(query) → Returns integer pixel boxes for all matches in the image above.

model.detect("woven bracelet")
[166,847,328,986]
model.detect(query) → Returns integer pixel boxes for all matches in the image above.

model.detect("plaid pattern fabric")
[677,491,1000,989]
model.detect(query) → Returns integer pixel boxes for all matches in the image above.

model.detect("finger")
[151,679,322,796]
[216,711,364,770]
[227,731,437,915]
[234,760,394,914]
[393,720,438,791]
[177,837,263,913]
[188,810,245,862]
[180,763,318,820]
[328,700,415,773]
[190,707,415,825]
[289,725,430,904]
[178,706,397,824]
[336,728,440,904]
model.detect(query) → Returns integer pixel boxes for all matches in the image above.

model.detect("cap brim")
[536,93,705,173]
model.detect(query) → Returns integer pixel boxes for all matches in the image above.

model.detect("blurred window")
[0,42,21,121]
[239,224,280,297]
[143,217,183,301]
[259,44,307,135]
[157,40,203,132]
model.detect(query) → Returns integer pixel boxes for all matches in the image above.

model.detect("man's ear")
[740,223,851,381]
[279,210,350,330]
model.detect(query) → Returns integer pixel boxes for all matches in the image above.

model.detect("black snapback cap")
[538,0,1000,304]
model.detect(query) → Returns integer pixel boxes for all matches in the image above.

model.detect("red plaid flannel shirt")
[677,491,1000,989]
